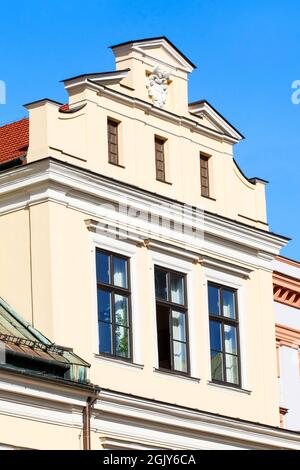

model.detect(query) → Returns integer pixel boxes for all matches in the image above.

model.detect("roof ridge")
[0,116,28,129]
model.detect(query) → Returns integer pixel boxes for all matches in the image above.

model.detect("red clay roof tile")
[0,118,29,164]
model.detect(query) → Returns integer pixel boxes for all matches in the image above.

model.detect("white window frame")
[203,267,248,390]
[150,251,197,378]
[90,232,141,364]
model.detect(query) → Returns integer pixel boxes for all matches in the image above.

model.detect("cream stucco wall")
[0,414,82,450]
[0,198,281,426]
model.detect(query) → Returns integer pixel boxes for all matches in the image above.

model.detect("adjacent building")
[273,256,300,431]
[0,36,299,449]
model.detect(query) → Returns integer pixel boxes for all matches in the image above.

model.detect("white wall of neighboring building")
[276,302,300,331]
[273,257,300,431]
[279,345,300,430]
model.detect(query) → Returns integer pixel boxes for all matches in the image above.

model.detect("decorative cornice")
[63,78,241,144]
[94,389,300,449]
[276,324,300,349]
[273,271,300,309]
[0,158,288,272]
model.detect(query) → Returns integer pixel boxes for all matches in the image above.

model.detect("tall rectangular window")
[208,283,241,386]
[107,119,119,165]
[155,266,189,374]
[155,137,166,182]
[200,153,210,197]
[96,249,131,360]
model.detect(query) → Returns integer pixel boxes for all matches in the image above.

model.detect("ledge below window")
[156,179,172,185]
[154,368,200,383]
[108,162,126,169]
[94,354,144,370]
[207,381,251,395]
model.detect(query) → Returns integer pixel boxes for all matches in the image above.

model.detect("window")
[200,153,210,197]
[107,119,119,165]
[155,136,166,182]
[208,283,241,386]
[96,249,131,360]
[154,266,189,374]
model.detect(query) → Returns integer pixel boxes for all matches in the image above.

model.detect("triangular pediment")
[111,37,195,73]
[189,100,244,142]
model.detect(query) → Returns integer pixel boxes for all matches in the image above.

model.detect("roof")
[0,297,90,384]
[0,104,67,167]
[0,118,29,164]
[110,36,196,70]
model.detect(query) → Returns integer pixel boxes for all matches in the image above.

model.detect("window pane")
[224,324,237,354]
[114,294,129,326]
[225,354,239,384]
[211,350,223,381]
[209,320,222,351]
[96,251,110,284]
[113,257,127,288]
[99,321,112,354]
[155,269,168,300]
[172,311,186,342]
[97,289,111,323]
[208,285,220,315]
[115,325,130,358]
[173,341,187,373]
[170,273,184,304]
[223,289,236,318]
[156,304,171,370]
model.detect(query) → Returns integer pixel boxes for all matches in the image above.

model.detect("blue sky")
[1,0,300,259]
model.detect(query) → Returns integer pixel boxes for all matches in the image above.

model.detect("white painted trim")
[189,101,243,141]
[112,38,195,73]
[149,250,197,377]
[0,159,287,270]
[90,231,142,364]
[203,267,249,390]
[94,354,144,370]
[94,390,300,449]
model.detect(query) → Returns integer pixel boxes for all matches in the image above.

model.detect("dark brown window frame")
[96,248,132,362]
[208,281,241,388]
[107,118,120,166]
[200,152,210,198]
[155,136,167,182]
[154,265,190,376]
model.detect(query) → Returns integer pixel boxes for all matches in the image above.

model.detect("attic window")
[155,136,166,182]
[107,119,119,165]
[200,152,210,198]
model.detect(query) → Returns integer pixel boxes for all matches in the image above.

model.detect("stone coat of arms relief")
[146,66,171,108]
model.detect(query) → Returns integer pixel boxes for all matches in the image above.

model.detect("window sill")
[108,162,126,169]
[207,381,251,395]
[156,179,172,185]
[154,368,200,383]
[201,195,216,201]
[94,354,144,370]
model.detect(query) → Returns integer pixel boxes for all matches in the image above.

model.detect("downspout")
[83,393,99,450]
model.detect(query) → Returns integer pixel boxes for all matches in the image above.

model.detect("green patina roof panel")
[0,297,90,384]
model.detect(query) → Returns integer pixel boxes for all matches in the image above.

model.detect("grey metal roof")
[0,297,90,384]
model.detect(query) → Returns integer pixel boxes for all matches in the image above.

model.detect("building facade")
[273,256,300,431]
[0,37,299,449]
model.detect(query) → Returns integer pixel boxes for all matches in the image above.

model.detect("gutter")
[82,390,100,450]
